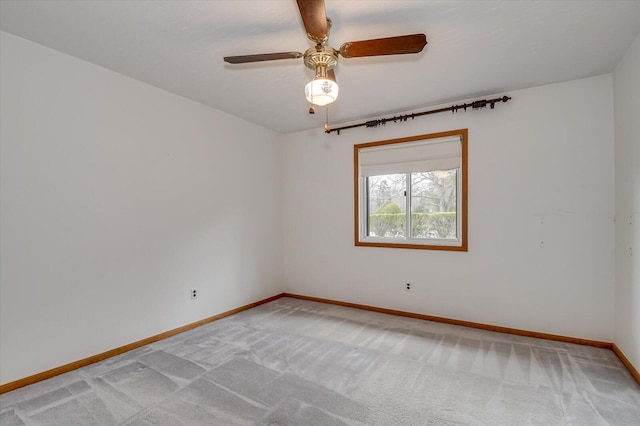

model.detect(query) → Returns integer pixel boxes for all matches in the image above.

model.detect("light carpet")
[1,297,639,425]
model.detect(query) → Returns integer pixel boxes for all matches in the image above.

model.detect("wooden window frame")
[354,129,468,251]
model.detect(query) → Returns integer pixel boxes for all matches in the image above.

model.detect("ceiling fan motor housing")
[304,45,338,72]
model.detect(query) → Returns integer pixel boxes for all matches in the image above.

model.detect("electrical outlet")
[405,283,411,292]
[191,288,198,300]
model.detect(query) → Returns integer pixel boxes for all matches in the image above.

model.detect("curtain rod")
[325,95,511,135]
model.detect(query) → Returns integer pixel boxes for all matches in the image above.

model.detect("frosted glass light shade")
[305,78,339,106]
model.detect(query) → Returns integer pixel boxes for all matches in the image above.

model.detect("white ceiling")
[1,0,640,134]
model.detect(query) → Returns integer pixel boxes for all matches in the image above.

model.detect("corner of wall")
[613,30,640,374]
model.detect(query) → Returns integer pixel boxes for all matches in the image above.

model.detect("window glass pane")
[410,170,457,239]
[367,174,406,238]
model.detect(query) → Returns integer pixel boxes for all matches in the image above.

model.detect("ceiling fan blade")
[224,52,303,64]
[327,68,337,83]
[296,0,329,44]
[339,34,427,58]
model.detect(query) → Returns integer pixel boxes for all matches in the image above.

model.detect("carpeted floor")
[1,297,639,425]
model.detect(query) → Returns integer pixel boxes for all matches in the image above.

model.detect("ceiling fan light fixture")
[305,78,339,106]
[305,63,339,106]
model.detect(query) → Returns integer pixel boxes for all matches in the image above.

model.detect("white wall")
[283,74,615,342]
[614,32,640,370]
[0,32,283,385]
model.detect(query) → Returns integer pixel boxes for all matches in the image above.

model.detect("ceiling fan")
[223,0,427,107]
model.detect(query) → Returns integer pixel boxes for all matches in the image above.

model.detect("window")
[354,129,467,251]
